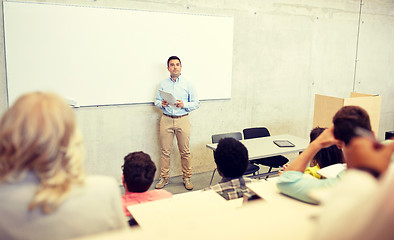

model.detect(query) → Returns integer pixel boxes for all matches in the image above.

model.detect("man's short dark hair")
[214,137,249,178]
[122,151,156,192]
[333,105,372,145]
[167,56,181,67]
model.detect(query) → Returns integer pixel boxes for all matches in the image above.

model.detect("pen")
[354,127,382,146]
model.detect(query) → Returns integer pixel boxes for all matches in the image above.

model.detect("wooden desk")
[206,134,309,160]
[207,134,309,178]
[246,178,321,215]
[73,179,319,240]
[126,190,231,230]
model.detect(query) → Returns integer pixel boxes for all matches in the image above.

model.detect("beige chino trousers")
[159,114,192,180]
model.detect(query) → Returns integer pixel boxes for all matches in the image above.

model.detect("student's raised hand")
[312,127,339,149]
[344,137,394,176]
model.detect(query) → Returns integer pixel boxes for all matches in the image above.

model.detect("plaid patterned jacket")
[207,177,257,200]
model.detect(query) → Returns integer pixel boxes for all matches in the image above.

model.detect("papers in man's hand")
[317,163,346,178]
[159,90,177,106]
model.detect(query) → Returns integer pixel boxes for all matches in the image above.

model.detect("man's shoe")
[155,178,168,189]
[183,178,194,190]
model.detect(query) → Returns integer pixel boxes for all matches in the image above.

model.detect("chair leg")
[209,168,217,186]
[265,167,273,180]
[254,169,260,180]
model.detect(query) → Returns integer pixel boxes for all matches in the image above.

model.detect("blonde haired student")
[0,92,127,240]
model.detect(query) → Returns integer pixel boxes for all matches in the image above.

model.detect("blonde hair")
[0,92,85,214]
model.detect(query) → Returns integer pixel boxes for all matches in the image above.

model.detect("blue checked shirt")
[154,76,200,116]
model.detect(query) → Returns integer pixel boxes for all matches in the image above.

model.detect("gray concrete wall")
[0,0,393,183]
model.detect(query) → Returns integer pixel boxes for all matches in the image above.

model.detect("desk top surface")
[74,179,319,240]
[206,134,309,160]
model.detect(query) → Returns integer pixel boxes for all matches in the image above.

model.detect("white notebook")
[317,163,346,178]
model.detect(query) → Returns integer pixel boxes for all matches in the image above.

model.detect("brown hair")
[332,105,371,145]
[167,56,181,67]
[122,151,156,192]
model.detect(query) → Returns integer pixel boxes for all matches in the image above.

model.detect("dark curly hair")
[122,151,156,192]
[214,138,248,178]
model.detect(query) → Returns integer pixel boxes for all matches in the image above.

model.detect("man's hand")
[344,137,394,175]
[161,100,169,108]
[175,100,184,108]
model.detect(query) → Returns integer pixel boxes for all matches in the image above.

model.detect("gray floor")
[150,166,280,195]
[149,170,219,195]
[119,170,217,196]
[120,154,294,195]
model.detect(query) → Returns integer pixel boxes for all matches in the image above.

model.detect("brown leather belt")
[163,113,189,119]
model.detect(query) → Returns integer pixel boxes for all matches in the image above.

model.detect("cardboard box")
[313,93,381,134]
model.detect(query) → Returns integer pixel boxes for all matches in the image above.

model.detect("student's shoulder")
[150,189,173,197]
[179,76,195,86]
[69,175,121,205]
[160,77,170,82]
[85,175,119,189]
[157,77,171,86]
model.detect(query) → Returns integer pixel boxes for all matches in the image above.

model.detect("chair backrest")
[243,127,270,139]
[212,132,242,144]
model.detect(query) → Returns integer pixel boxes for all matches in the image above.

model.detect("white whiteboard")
[3,1,233,106]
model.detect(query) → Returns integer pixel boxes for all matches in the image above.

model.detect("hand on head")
[344,137,394,175]
[311,127,340,149]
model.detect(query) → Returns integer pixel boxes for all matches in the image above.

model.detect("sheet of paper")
[317,163,346,178]
[159,89,177,106]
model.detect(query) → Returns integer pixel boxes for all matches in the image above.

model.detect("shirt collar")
[220,176,243,183]
[169,75,181,83]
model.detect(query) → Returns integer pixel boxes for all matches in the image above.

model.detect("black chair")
[243,127,289,179]
[209,132,260,185]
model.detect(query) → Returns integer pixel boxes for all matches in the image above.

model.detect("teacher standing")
[154,56,200,190]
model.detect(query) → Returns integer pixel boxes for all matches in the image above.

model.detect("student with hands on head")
[342,137,392,177]
[277,127,343,203]
[283,127,340,172]
[316,136,394,240]
[277,105,379,204]
[304,127,344,178]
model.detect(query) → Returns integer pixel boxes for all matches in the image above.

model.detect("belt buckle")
[164,113,187,118]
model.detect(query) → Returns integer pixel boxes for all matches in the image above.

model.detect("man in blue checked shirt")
[154,56,200,190]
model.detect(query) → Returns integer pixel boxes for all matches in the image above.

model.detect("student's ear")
[336,141,344,149]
